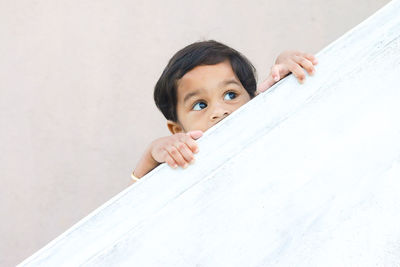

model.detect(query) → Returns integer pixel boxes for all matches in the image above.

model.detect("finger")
[187,130,203,140]
[270,64,281,82]
[183,135,199,153]
[257,75,275,93]
[288,61,306,83]
[176,133,199,154]
[176,142,195,164]
[164,153,178,169]
[167,146,188,168]
[257,64,283,93]
[294,55,315,76]
[275,63,292,80]
[303,53,318,65]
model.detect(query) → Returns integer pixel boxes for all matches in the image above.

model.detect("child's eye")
[224,92,237,100]
[192,101,207,111]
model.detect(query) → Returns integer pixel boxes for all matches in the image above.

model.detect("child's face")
[167,60,251,133]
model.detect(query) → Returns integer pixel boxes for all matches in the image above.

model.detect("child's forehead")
[184,60,233,78]
[176,61,240,97]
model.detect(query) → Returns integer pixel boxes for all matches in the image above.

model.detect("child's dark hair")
[154,40,257,122]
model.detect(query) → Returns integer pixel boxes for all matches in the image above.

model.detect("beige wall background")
[0,0,390,266]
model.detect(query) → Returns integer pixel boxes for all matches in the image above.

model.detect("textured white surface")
[19,0,400,266]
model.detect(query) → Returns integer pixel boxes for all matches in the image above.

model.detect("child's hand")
[150,130,203,169]
[258,51,318,93]
[133,130,203,179]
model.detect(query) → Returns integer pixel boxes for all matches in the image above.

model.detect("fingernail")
[173,164,178,169]
[183,163,188,169]
[274,76,279,81]
[190,158,196,164]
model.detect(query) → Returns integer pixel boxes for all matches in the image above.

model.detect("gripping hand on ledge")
[257,50,318,93]
[132,130,203,179]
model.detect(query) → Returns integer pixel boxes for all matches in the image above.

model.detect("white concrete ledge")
[19,0,400,266]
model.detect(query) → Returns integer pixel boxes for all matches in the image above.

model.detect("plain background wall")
[0,0,390,266]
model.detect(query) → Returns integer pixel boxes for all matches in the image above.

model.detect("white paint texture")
[19,0,400,266]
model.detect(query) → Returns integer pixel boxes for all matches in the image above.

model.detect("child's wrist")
[133,145,160,179]
[146,143,159,166]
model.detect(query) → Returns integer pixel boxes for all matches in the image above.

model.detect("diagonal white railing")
[19,0,400,266]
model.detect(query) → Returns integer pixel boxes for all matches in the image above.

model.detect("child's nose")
[211,104,230,121]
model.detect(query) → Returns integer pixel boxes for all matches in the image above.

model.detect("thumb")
[187,130,203,140]
[257,75,275,93]
[257,65,281,93]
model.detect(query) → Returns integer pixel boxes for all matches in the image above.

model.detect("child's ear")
[167,120,184,134]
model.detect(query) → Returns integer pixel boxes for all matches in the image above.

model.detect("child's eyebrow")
[219,79,241,87]
[183,90,201,104]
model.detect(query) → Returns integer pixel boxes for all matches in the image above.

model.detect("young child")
[132,40,317,180]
